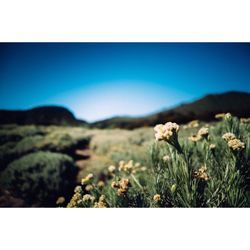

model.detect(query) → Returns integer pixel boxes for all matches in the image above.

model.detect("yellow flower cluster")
[111,178,130,196]
[94,195,107,208]
[215,113,232,120]
[74,185,82,193]
[81,173,94,185]
[153,194,161,202]
[222,132,236,142]
[85,184,94,192]
[215,113,225,119]
[118,160,146,174]
[97,180,105,189]
[240,118,250,123]
[82,194,95,202]
[228,139,245,151]
[189,127,209,142]
[187,120,199,128]
[154,122,179,141]
[67,192,82,208]
[222,133,245,151]
[108,165,116,173]
[198,127,209,138]
[188,134,201,142]
[194,165,209,181]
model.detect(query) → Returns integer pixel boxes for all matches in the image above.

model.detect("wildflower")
[154,122,179,142]
[188,134,201,142]
[222,132,236,142]
[82,194,95,202]
[74,185,82,193]
[56,196,65,205]
[171,184,177,193]
[97,181,105,188]
[209,144,216,150]
[198,127,209,138]
[81,173,93,185]
[118,160,144,173]
[240,118,250,123]
[67,192,82,208]
[85,184,94,192]
[111,181,119,189]
[227,139,245,151]
[187,120,199,128]
[94,195,107,208]
[108,165,116,173]
[111,178,130,196]
[163,155,171,162]
[194,166,209,181]
[215,113,226,119]
[153,194,161,202]
[224,113,232,120]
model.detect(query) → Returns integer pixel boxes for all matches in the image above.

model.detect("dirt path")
[74,148,93,183]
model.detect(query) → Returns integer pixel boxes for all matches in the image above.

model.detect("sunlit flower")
[111,178,130,196]
[97,181,105,188]
[163,155,171,162]
[94,195,107,208]
[108,165,116,173]
[154,122,179,141]
[227,139,245,151]
[209,144,216,150]
[81,173,93,185]
[67,192,82,208]
[85,184,94,192]
[118,160,145,173]
[153,194,161,202]
[82,194,95,202]
[215,113,226,119]
[194,165,209,181]
[187,120,199,128]
[224,113,232,120]
[188,134,201,142]
[74,185,82,193]
[222,132,236,142]
[56,196,65,205]
[198,127,209,138]
[240,118,250,123]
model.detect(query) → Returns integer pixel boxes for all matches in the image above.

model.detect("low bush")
[0,151,78,206]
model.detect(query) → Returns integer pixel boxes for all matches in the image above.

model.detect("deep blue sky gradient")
[0,43,250,121]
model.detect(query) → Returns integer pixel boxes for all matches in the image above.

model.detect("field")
[0,114,249,207]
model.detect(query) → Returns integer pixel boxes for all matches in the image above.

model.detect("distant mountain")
[0,106,86,126]
[1,91,249,128]
[92,91,250,129]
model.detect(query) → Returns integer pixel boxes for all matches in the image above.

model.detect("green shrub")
[0,125,47,144]
[0,126,91,170]
[0,151,78,206]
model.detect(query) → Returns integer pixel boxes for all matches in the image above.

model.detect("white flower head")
[154,122,179,141]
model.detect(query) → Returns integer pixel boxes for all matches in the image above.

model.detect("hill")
[92,91,250,129]
[0,106,86,126]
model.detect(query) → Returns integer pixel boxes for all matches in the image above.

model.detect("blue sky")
[0,43,250,121]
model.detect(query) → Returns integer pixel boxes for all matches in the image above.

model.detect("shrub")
[0,151,78,206]
[0,126,91,170]
[65,114,250,208]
